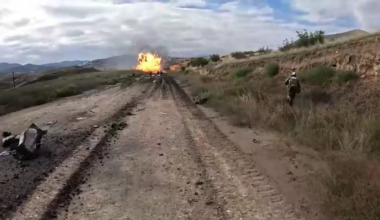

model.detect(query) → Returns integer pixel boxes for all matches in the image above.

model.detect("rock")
[252,138,260,143]
[93,125,99,128]
[361,74,367,79]
[46,120,57,125]
[192,96,208,105]
[205,200,214,205]
[195,180,204,186]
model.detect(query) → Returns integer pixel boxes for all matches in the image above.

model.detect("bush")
[296,29,325,47]
[181,66,186,71]
[55,84,80,98]
[233,68,251,78]
[210,54,220,62]
[279,38,296,51]
[298,66,335,85]
[231,52,247,59]
[257,47,272,54]
[279,30,325,51]
[189,57,209,67]
[264,63,279,77]
[243,51,256,56]
[335,70,359,85]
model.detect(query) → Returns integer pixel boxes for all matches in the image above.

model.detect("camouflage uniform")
[285,72,301,106]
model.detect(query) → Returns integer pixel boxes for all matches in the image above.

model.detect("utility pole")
[12,72,15,88]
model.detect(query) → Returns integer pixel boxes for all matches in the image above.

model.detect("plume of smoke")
[88,28,172,70]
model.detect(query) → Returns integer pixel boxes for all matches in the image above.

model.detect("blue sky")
[0,0,378,64]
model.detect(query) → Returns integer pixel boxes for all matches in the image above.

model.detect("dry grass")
[0,70,144,116]
[177,66,380,220]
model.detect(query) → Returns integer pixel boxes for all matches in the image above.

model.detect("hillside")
[0,66,100,90]
[324,29,369,41]
[177,32,380,220]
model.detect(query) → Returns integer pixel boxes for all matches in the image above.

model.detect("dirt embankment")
[209,35,380,78]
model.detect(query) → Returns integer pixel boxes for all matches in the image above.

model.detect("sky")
[0,0,379,64]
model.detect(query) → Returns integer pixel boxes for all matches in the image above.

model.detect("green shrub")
[56,84,80,98]
[298,66,335,85]
[257,47,272,54]
[279,30,325,51]
[234,68,251,78]
[279,38,295,52]
[231,52,247,59]
[295,29,325,47]
[189,57,209,67]
[335,70,359,85]
[264,63,279,77]
[210,54,220,62]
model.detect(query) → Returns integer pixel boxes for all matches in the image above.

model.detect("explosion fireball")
[135,52,162,73]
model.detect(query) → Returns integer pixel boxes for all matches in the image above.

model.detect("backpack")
[12,124,47,160]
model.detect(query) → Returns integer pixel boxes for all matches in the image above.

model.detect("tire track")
[167,76,303,220]
[10,83,153,220]
[52,78,223,220]
[42,84,153,220]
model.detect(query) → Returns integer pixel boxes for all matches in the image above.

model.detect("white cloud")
[289,0,380,30]
[0,0,357,64]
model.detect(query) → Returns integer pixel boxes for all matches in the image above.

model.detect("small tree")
[295,30,325,47]
[278,38,295,51]
[210,54,220,62]
[279,30,325,51]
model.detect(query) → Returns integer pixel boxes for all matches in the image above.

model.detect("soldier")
[285,70,301,106]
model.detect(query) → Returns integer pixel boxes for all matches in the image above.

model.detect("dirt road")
[4,76,305,220]
[0,83,149,219]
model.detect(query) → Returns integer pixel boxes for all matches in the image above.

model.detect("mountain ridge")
[0,60,89,74]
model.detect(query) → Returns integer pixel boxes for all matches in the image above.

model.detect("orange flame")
[135,52,162,73]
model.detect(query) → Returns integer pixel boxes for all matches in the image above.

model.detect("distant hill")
[0,60,89,74]
[42,60,88,68]
[324,29,370,42]
[85,54,137,69]
[0,63,22,71]
[0,53,184,75]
